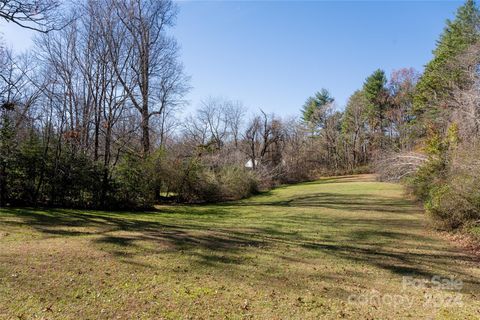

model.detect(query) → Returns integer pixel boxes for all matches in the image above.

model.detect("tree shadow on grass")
[0,207,265,262]
[235,193,420,214]
[244,175,375,199]
[1,186,479,296]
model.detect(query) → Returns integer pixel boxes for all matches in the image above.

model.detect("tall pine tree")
[301,88,334,128]
[413,0,480,126]
[363,69,389,136]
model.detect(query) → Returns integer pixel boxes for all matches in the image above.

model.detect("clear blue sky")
[173,0,462,115]
[1,1,464,116]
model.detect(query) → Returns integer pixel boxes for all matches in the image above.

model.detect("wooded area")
[1,0,480,230]
[1,1,480,318]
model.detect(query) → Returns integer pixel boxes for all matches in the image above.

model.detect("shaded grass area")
[0,174,479,319]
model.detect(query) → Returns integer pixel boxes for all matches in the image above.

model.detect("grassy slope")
[0,175,478,319]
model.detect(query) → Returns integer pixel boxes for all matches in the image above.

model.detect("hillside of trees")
[1,0,479,230]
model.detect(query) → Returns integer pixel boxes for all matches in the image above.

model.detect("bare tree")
[224,100,245,148]
[0,0,63,32]
[388,68,420,149]
[102,0,188,156]
[376,151,429,181]
[183,97,245,152]
[448,43,480,139]
[342,90,369,168]
[243,111,284,169]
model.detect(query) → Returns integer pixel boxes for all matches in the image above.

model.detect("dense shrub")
[114,155,157,208]
[0,130,261,208]
[424,144,480,229]
[403,131,480,230]
[217,165,258,200]
[405,157,445,201]
[425,179,480,230]
[0,126,103,207]
[174,158,258,203]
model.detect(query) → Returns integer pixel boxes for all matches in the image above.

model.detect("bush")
[174,158,259,203]
[408,137,480,230]
[113,153,160,209]
[2,130,103,207]
[217,165,258,200]
[425,178,480,230]
[424,184,459,229]
[405,157,444,201]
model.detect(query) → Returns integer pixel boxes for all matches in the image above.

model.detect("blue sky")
[1,1,463,116]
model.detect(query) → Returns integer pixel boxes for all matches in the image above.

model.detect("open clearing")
[0,175,479,319]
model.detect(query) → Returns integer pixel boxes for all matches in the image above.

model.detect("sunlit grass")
[0,174,479,319]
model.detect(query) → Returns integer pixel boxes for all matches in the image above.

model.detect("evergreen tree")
[301,88,334,127]
[413,0,480,123]
[363,69,389,135]
[0,111,16,206]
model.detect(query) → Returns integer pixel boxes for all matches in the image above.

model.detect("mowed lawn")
[0,175,479,319]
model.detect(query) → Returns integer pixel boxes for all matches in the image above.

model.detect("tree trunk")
[141,108,150,156]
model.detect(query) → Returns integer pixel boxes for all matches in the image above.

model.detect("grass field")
[0,175,479,319]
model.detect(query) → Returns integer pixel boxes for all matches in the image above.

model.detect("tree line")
[378,0,480,230]
[1,0,480,231]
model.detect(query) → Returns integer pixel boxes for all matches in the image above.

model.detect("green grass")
[0,174,479,319]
